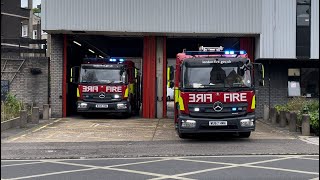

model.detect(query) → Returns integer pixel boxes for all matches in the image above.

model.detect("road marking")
[294,157,319,161]
[6,119,63,142]
[151,119,160,141]
[150,156,306,180]
[3,155,318,180]
[148,165,238,180]
[39,159,194,180]
[8,168,97,180]
[309,177,319,180]
[299,137,319,146]
[244,164,319,175]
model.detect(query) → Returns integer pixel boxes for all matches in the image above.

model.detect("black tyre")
[238,132,251,138]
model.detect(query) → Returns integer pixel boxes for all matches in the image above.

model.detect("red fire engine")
[168,46,264,138]
[70,58,141,117]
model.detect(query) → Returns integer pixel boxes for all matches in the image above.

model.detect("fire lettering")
[189,94,212,103]
[106,86,122,93]
[82,86,98,92]
[224,93,247,102]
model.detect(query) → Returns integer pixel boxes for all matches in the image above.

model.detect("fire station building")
[42,0,319,118]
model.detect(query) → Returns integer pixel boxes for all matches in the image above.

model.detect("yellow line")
[7,119,63,142]
[31,118,62,133]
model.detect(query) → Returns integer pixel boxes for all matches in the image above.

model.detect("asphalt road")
[1,155,319,180]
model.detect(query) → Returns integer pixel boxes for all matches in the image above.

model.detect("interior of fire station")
[65,35,143,117]
[63,34,254,119]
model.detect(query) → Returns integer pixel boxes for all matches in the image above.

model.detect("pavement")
[1,155,319,180]
[1,105,319,179]
[0,116,301,143]
[1,116,319,159]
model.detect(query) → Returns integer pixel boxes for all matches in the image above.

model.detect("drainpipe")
[28,0,33,39]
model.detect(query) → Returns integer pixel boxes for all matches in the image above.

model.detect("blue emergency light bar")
[185,50,247,56]
[83,57,125,64]
[110,58,125,62]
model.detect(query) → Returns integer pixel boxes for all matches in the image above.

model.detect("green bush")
[274,98,319,136]
[295,99,319,136]
[274,104,288,113]
[1,93,24,121]
[286,97,308,112]
[309,110,319,135]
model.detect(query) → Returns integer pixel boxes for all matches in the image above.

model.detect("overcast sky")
[21,0,41,8]
[33,0,41,7]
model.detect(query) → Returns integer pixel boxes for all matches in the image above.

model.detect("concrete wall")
[1,56,49,111]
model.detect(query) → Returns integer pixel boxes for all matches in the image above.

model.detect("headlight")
[194,108,200,112]
[117,103,127,109]
[114,94,120,99]
[240,119,254,127]
[78,102,87,108]
[181,120,196,128]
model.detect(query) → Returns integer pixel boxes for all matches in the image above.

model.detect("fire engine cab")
[70,58,141,117]
[168,46,265,138]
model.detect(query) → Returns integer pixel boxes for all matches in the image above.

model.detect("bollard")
[31,107,39,124]
[263,105,269,121]
[279,111,286,128]
[285,112,290,124]
[270,108,277,124]
[20,110,27,128]
[301,114,310,136]
[289,112,297,132]
[43,104,49,120]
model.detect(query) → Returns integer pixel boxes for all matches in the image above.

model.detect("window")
[301,68,319,97]
[296,0,311,58]
[21,0,28,8]
[41,30,47,35]
[21,25,28,37]
[33,30,37,39]
[288,68,319,97]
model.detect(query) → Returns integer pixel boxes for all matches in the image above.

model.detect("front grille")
[82,93,121,103]
[189,103,248,118]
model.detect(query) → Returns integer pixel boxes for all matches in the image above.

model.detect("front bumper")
[178,114,255,134]
[77,101,130,113]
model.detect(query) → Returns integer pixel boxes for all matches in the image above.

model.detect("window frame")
[287,67,319,98]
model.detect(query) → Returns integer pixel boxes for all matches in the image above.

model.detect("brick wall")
[49,34,64,118]
[256,61,289,119]
[1,56,49,112]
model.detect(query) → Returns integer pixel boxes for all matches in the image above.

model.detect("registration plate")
[209,121,227,126]
[95,104,108,108]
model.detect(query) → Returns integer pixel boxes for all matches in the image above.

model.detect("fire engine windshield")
[182,61,252,89]
[80,66,127,84]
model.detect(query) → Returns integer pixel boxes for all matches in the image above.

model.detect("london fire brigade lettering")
[106,86,122,93]
[82,86,98,92]
[189,93,247,103]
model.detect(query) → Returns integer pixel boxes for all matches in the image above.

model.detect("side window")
[296,0,311,58]
[21,25,28,37]
[21,0,28,8]
[33,30,37,39]
[288,68,301,97]
[301,68,319,97]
